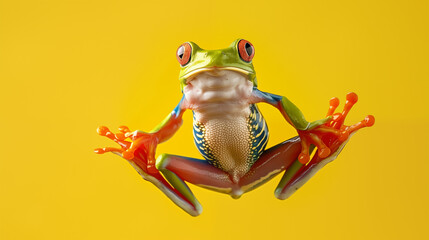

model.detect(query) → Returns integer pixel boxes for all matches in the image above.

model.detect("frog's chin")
[184,67,251,83]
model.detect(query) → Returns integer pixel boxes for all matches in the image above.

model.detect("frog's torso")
[183,70,269,182]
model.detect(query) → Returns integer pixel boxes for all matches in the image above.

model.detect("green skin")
[178,39,257,90]
[157,39,329,132]
[97,38,359,217]
[96,38,374,216]
[142,39,334,215]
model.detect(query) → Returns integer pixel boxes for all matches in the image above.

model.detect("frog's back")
[183,70,269,182]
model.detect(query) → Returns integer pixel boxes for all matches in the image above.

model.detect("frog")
[95,39,375,216]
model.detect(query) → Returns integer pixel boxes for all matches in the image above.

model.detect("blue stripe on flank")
[248,104,269,164]
[191,106,269,169]
[192,113,220,167]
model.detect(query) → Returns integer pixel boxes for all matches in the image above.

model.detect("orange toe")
[94,148,105,154]
[318,148,331,158]
[97,126,109,136]
[122,150,134,160]
[299,153,310,164]
[365,115,375,127]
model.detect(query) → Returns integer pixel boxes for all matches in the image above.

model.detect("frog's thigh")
[239,136,302,193]
[156,154,233,194]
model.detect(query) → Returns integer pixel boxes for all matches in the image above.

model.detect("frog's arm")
[97,95,189,173]
[250,89,375,199]
[95,95,203,216]
[149,95,188,143]
[250,87,330,130]
[126,95,189,172]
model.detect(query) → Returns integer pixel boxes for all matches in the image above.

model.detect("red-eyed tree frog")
[95,39,375,216]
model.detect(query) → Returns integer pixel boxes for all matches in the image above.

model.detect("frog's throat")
[180,67,256,90]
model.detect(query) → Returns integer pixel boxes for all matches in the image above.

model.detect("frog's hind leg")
[238,136,308,194]
[273,134,349,200]
[155,154,234,213]
[274,93,375,200]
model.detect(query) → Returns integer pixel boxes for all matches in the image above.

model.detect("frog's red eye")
[238,39,255,62]
[176,43,192,66]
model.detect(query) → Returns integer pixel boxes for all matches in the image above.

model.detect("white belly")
[183,70,254,181]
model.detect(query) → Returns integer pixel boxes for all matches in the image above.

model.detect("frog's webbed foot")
[276,93,375,200]
[297,92,375,164]
[95,126,202,216]
[94,125,158,173]
[94,126,131,156]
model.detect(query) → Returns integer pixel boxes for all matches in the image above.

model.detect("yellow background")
[1,0,428,239]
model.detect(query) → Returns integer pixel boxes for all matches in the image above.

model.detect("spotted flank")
[192,104,269,170]
[247,104,269,164]
[193,119,221,168]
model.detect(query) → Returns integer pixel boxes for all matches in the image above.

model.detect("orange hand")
[297,92,375,164]
[94,126,159,174]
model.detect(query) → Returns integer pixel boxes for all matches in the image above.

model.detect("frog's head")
[176,39,256,91]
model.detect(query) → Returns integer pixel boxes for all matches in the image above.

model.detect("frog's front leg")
[274,93,375,199]
[95,96,203,216]
[251,89,374,200]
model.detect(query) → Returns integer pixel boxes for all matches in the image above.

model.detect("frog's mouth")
[183,67,251,83]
